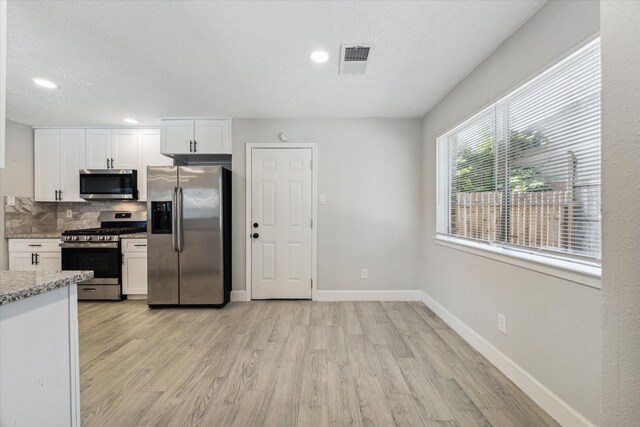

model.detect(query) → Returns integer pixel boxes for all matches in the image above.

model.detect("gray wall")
[420,1,601,424]
[231,119,423,293]
[601,1,640,424]
[0,119,34,269]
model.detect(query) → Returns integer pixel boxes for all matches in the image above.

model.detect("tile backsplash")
[5,196,146,235]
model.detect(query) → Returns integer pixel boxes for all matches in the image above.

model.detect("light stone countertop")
[0,270,94,305]
[5,232,63,239]
[120,232,147,239]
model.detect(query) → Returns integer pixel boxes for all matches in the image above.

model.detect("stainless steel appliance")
[147,165,231,307]
[80,169,138,200]
[61,211,147,300]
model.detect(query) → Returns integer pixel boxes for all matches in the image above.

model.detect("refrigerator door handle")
[172,187,178,252]
[177,186,184,252]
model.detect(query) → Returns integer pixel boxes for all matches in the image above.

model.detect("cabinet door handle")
[133,244,146,247]
[31,253,35,265]
[34,253,39,265]
[190,140,193,152]
[28,244,42,247]
[58,189,62,201]
[54,190,58,201]
[111,158,114,169]
[193,140,197,152]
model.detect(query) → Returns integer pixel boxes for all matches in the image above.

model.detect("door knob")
[252,233,259,239]
[253,223,259,228]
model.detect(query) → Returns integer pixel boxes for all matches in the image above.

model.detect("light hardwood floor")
[79,300,559,427]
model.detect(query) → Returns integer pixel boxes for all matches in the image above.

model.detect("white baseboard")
[230,290,248,302]
[126,295,147,300]
[314,290,422,302]
[420,291,596,427]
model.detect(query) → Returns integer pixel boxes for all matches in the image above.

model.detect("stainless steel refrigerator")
[147,165,231,307]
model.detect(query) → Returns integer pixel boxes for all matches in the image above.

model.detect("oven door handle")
[59,242,119,249]
[172,187,178,252]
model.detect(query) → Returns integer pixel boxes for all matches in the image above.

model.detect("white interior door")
[251,148,313,299]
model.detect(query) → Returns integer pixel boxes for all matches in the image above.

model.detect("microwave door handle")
[172,187,178,252]
[177,186,183,253]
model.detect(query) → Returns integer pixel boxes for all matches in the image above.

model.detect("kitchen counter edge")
[0,271,94,305]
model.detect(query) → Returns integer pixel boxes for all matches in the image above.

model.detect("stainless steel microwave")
[79,169,138,200]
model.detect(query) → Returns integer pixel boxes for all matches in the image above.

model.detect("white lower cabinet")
[8,239,61,272]
[122,239,147,296]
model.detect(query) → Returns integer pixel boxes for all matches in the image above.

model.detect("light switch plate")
[498,313,507,334]
[319,194,326,205]
[6,196,15,206]
[66,209,73,218]
[360,268,368,279]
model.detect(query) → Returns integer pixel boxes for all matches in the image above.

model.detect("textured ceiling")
[6,0,544,126]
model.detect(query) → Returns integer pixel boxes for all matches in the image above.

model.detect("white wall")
[0,119,34,269]
[601,1,640,424]
[421,1,601,425]
[231,119,423,295]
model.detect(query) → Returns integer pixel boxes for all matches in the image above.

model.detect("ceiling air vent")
[340,44,373,75]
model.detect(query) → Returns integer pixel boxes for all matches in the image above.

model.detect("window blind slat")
[437,38,601,263]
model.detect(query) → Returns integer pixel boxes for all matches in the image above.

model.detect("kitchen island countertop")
[0,270,94,305]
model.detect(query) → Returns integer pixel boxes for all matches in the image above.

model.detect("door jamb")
[245,142,318,301]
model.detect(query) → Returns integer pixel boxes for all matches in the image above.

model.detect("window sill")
[433,235,601,289]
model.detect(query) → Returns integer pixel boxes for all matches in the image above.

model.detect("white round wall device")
[279,132,289,142]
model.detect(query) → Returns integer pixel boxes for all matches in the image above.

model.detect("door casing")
[245,143,318,301]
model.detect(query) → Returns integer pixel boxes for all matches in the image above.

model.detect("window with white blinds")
[437,38,601,264]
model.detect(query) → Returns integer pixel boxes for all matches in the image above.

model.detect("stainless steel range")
[61,211,146,301]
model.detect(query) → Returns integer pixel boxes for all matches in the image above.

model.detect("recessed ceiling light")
[123,118,138,124]
[310,50,329,63]
[33,78,58,89]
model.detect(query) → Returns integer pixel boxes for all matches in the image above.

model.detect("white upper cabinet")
[160,120,194,154]
[161,119,231,155]
[35,129,86,202]
[111,129,139,169]
[86,129,139,170]
[194,119,231,154]
[85,129,111,169]
[138,129,172,202]
[60,129,86,202]
[34,129,61,202]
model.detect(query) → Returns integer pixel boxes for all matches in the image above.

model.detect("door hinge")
[311,278,313,289]
[310,219,313,228]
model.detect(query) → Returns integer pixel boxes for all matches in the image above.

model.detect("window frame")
[434,37,602,288]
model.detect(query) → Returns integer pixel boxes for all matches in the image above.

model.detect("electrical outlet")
[66,209,73,219]
[360,269,368,279]
[498,313,507,334]
[319,194,326,205]
[6,196,15,206]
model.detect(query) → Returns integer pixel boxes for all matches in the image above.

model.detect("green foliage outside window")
[455,130,552,193]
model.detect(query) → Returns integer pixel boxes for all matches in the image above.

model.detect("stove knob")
[106,236,112,241]
[85,236,92,241]
[72,236,79,241]
[99,236,105,241]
